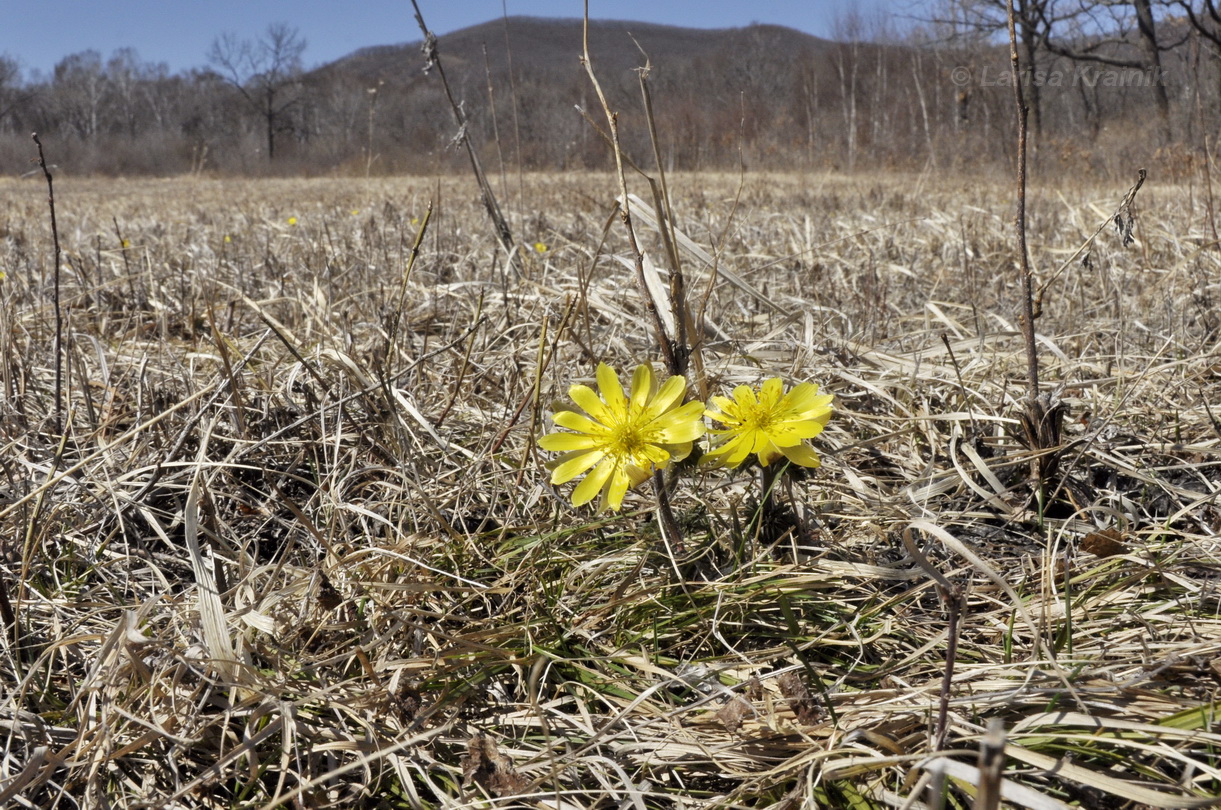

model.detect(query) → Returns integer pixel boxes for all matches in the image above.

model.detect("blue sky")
[3,0,923,79]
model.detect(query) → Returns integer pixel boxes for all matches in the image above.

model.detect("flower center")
[739,403,775,433]
[611,423,647,456]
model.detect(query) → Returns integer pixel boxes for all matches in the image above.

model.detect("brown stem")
[638,62,690,377]
[653,470,684,556]
[760,464,778,523]
[1006,2,1068,492]
[1005,3,1038,403]
[32,133,63,437]
[580,6,680,376]
[410,1,517,268]
[934,583,964,752]
[975,719,1007,810]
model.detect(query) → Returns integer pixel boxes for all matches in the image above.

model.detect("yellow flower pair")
[540,363,833,511]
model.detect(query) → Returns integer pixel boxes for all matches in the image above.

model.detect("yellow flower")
[533,241,548,253]
[350,209,359,216]
[224,235,231,243]
[703,378,833,469]
[287,216,298,226]
[121,238,131,249]
[540,363,705,510]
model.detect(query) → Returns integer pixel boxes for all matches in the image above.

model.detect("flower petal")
[762,419,827,444]
[779,441,822,468]
[640,373,687,422]
[750,428,774,456]
[731,384,757,409]
[553,410,606,435]
[625,464,652,487]
[572,456,615,506]
[651,400,706,443]
[628,364,656,415]
[757,442,783,467]
[782,384,833,418]
[603,463,637,511]
[550,448,603,484]
[636,442,670,467]
[705,432,754,468]
[758,377,784,409]
[569,384,612,424]
[667,440,694,464]
[707,395,736,417]
[539,432,603,452]
[596,363,627,418]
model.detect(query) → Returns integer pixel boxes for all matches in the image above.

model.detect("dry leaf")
[392,683,422,724]
[717,696,753,734]
[778,671,821,725]
[316,573,343,611]
[1081,528,1129,557]
[462,734,527,797]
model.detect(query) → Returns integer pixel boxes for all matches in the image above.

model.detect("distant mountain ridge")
[320,16,834,84]
[1,12,1186,176]
[300,15,839,170]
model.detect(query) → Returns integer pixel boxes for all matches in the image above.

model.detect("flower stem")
[759,464,778,523]
[653,470,685,555]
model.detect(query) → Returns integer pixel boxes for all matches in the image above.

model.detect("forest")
[0,1,1218,178]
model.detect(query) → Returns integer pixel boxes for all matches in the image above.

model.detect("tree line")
[1,2,1218,178]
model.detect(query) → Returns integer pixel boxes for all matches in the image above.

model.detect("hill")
[323,17,833,86]
[0,12,1199,176]
[301,17,838,171]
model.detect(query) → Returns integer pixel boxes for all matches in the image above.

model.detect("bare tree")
[207,23,307,160]
[1173,0,1221,43]
[1040,0,1180,136]
[107,48,146,137]
[1170,1,1221,144]
[1171,1,1221,78]
[0,55,28,133]
[932,0,1061,139]
[53,50,107,138]
[833,12,864,170]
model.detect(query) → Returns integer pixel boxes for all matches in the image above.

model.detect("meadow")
[1,167,1220,808]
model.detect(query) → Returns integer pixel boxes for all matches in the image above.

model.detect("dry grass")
[1,169,1220,809]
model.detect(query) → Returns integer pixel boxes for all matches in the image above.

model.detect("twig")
[1033,168,1147,315]
[1005,3,1037,403]
[32,133,63,436]
[579,7,681,377]
[975,719,1007,810]
[580,4,691,554]
[934,582,964,753]
[1005,3,1063,490]
[410,1,517,270]
[636,52,691,375]
[902,525,966,752]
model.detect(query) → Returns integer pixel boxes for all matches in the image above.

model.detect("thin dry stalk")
[579,8,682,378]
[31,133,63,435]
[1005,2,1062,490]
[974,719,1006,810]
[637,58,691,371]
[411,1,517,269]
[580,7,689,548]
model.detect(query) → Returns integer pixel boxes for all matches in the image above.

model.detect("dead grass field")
[2,169,1220,808]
